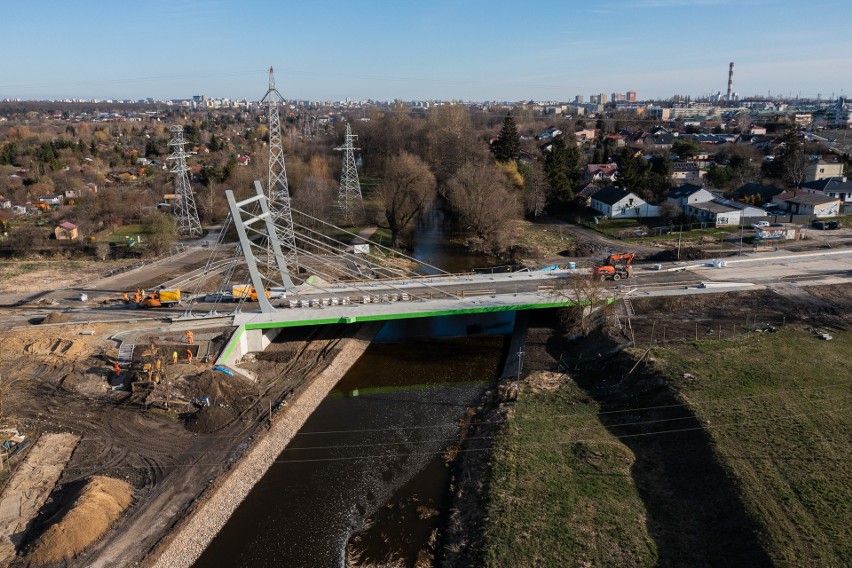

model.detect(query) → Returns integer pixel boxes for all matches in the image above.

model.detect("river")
[194,209,507,567]
[194,332,507,567]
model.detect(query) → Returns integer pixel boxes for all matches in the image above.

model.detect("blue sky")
[1,0,850,102]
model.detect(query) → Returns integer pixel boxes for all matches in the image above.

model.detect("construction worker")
[185,330,193,345]
[172,350,178,365]
[123,293,129,304]
[114,362,121,375]
[135,291,142,303]
[156,358,161,372]
[186,349,193,364]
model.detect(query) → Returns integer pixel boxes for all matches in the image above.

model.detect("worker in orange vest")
[172,350,178,365]
[185,330,193,344]
[186,349,193,364]
[123,293,129,303]
[114,362,121,375]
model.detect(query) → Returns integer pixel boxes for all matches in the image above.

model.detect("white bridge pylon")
[225,181,296,314]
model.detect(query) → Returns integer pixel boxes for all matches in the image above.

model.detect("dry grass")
[482,378,657,567]
[26,476,133,565]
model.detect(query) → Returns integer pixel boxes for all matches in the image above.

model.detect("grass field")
[482,325,851,567]
[482,380,658,567]
[653,326,852,567]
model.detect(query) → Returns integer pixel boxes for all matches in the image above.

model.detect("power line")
[46,405,850,470]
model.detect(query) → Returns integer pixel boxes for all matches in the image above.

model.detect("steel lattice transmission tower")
[167,125,202,237]
[261,66,298,269]
[335,122,364,225]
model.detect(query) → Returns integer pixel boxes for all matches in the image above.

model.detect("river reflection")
[195,334,506,568]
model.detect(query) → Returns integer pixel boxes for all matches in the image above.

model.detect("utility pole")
[515,349,524,399]
[167,125,202,237]
[739,215,744,256]
[334,122,364,226]
[261,67,298,272]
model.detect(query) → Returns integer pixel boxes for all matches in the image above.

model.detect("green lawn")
[105,224,146,243]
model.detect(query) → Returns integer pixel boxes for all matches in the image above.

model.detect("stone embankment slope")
[148,323,379,568]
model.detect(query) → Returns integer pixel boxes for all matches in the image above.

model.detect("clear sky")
[1,0,850,102]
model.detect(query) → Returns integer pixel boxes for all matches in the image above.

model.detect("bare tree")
[378,152,436,248]
[552,272,612,336]
[519,159,548,217]
[445,161,521,255]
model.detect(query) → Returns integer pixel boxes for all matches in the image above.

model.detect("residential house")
[773,192,840,217]
[575,182,604,204]
[671,162,706,184]
[584,164,618,183]
[39,195,64,207]
[54,221,79,240]
[236,155,251,166]
[686,197,766,227]
[799,176,852,206]
[803,160,844,183]
[574,128,597,143]
[686,201,742,227]
[537,126,562,141]
[748,125,767,136]
[667,184,714,210]
[644,127,675,150]
[0,196,11,209]
[590,186,660,219]
[11,205,27,216]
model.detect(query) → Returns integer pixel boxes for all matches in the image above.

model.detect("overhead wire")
[53,405,850,471]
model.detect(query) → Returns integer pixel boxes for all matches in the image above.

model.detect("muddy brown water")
[194,333,507,568]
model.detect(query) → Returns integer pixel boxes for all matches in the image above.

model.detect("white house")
[671,162,706,184]
[686,201,742,227]
[667,184,714,209]
[803,160,844,183]
[590,186,660,219]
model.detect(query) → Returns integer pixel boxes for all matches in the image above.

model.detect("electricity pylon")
[334,122,364,226]
[167,125,202,237]
[260,66,297,270]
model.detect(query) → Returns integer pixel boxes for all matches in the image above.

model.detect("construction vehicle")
[232,284,269,302]
[139,289,181,308]
[593,253,635,281]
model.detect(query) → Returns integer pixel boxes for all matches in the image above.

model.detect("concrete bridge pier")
[217,326,282,380]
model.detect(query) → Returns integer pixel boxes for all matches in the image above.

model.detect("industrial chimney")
[726,62,734,100]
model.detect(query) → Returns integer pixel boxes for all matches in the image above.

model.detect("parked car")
[751,221,771,229]
[811,220,841,230]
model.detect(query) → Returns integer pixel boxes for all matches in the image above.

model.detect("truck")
[232,285,269,302]
[593,253,635,281]
[139,289,181,308]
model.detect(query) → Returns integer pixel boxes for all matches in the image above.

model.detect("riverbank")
[146,322,381,568]
[460,289,852,566]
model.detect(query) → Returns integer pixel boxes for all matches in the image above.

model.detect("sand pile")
[40,312,71,324]
[26,476,133,565]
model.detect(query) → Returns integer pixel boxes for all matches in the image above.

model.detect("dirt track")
[0,317,374,567]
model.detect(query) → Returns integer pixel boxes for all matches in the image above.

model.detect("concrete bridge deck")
[233,269,576,329]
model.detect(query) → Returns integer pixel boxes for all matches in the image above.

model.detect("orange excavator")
[593,253,635,281]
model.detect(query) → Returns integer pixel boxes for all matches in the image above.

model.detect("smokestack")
[726,62,734,99]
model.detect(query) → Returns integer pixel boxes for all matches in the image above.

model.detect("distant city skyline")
[1,0,850,102]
